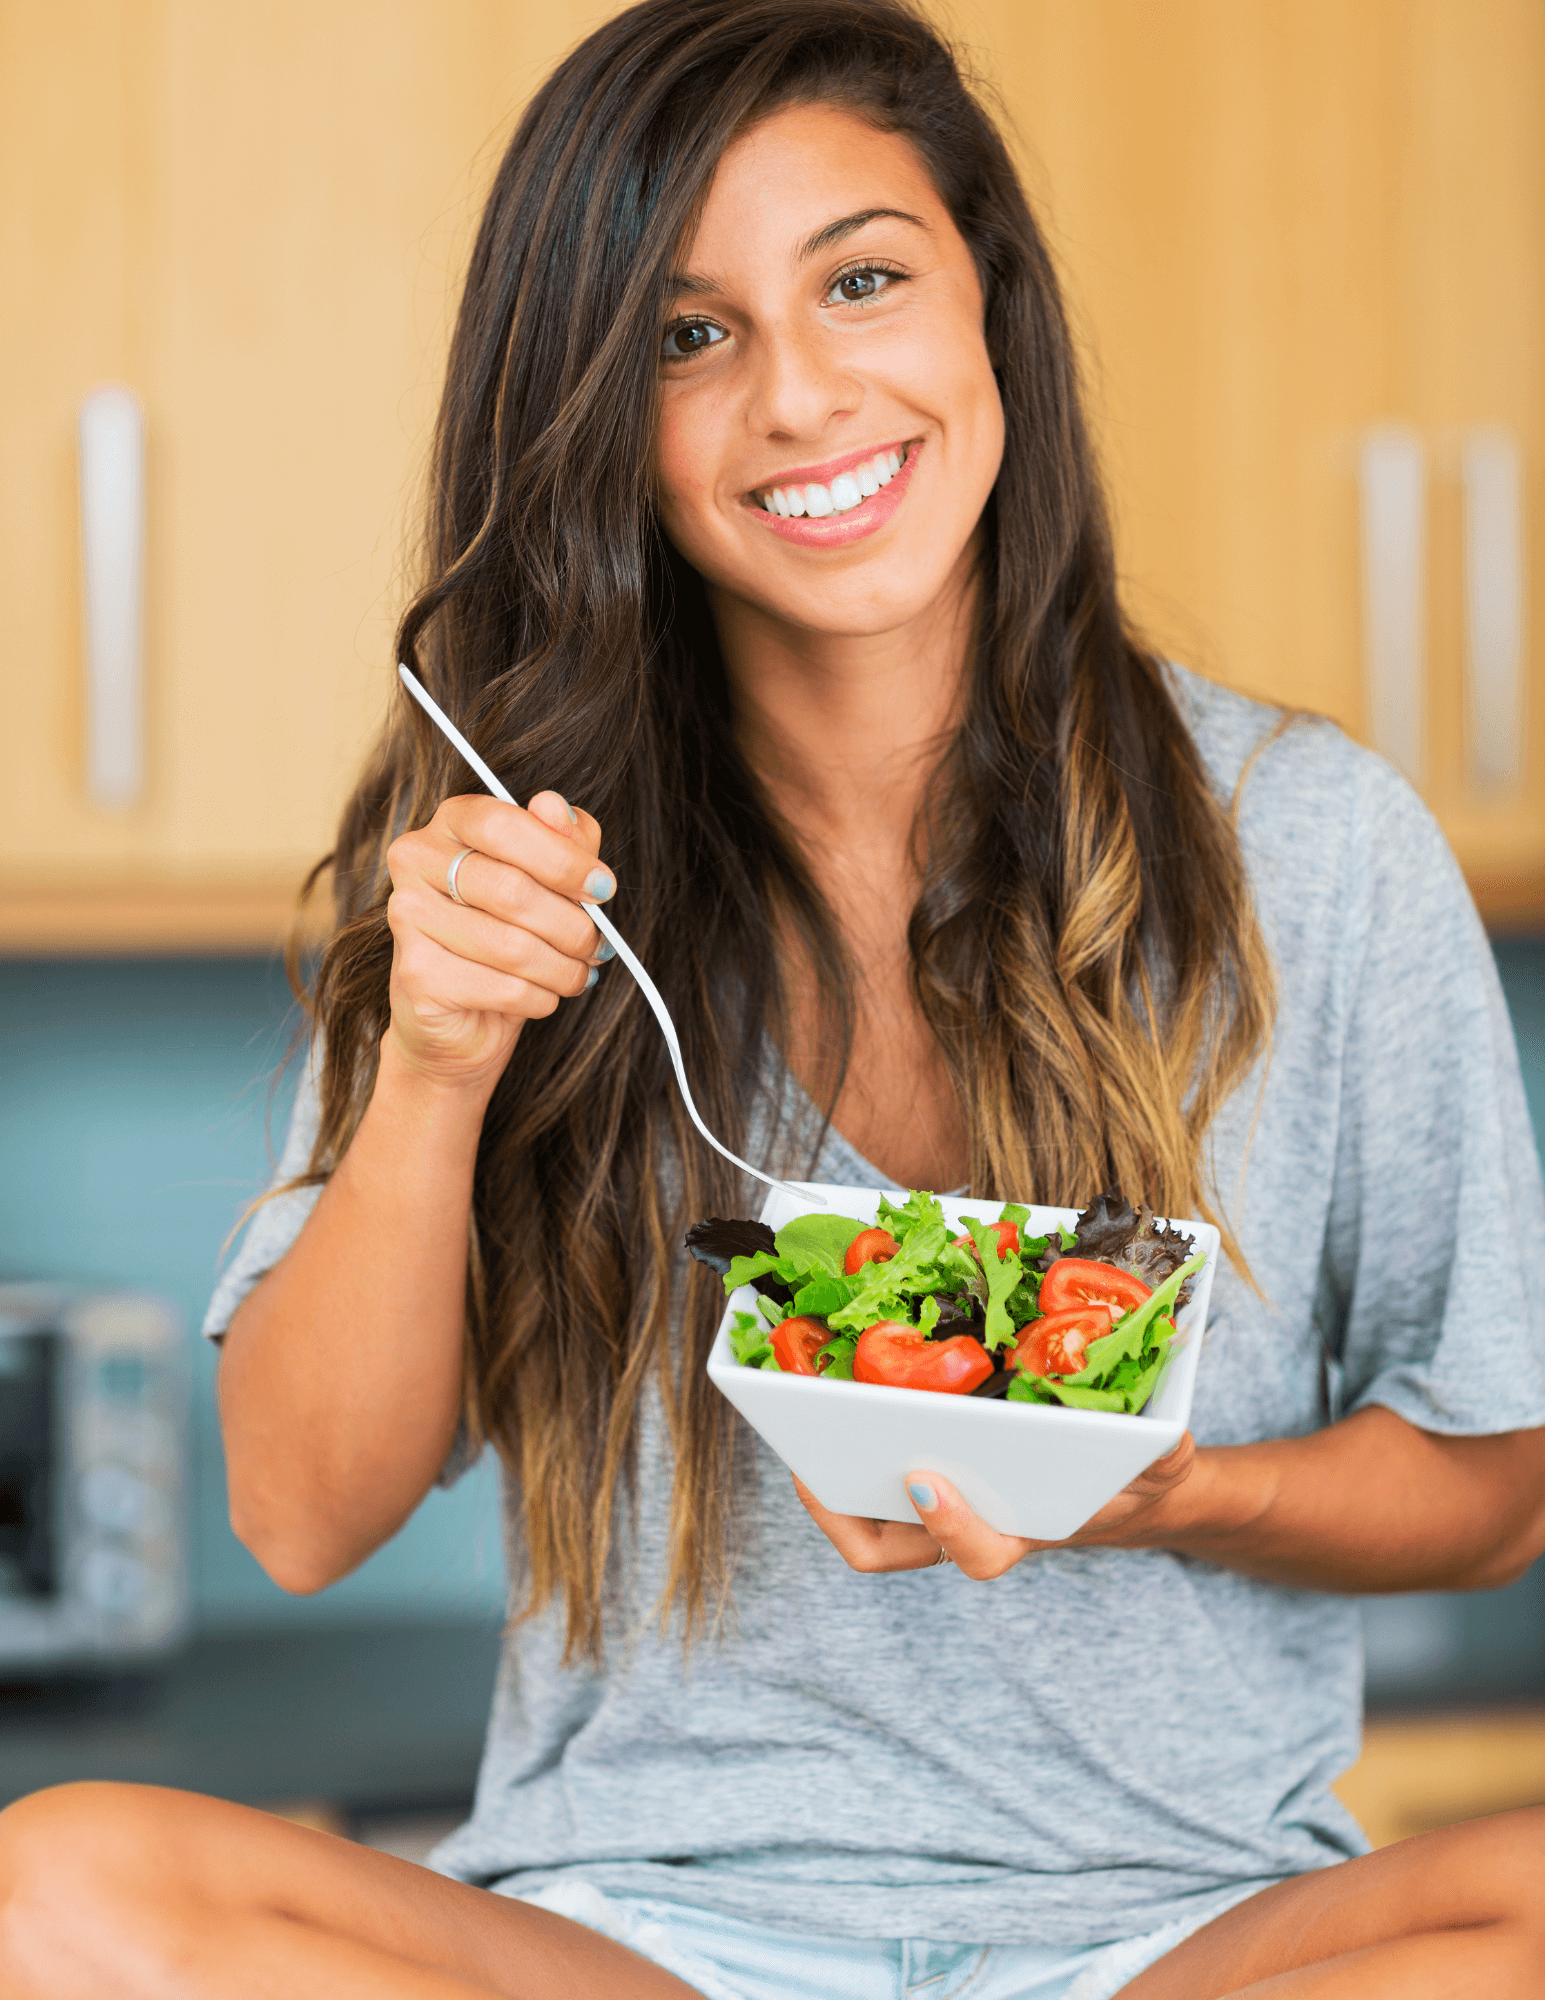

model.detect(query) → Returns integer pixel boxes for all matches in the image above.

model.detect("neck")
[711,541,979,867]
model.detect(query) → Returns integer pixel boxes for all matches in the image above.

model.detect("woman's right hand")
[383,789,614,1091]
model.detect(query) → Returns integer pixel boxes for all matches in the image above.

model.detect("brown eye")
[662,319,725,359]
[826,266,898,306]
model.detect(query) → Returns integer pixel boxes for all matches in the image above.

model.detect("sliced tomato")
[952,1218,1021,1261]
[1038,1257,1152,1318]
[844,1227,900,1277]
[1010,1306,1112,1379]
[771,1316,829,1376]
[852,1321,993,1394]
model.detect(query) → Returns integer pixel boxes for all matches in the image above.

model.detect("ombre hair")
[295,0,1273,1661]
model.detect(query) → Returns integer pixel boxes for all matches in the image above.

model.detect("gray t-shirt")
[204,668,1545,1948]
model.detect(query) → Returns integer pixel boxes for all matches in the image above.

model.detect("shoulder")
[1164,661,1456,903]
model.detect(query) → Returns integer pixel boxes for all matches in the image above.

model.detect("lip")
[743,436,913,499]
[742,437,923,550]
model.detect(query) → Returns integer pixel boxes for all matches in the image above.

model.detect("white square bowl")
[706,1182,1219,1542]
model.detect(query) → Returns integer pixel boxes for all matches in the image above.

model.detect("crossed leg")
[1120,1805,1545,1999]
[0,1783,702,2000]
[3,1783,1544,1998]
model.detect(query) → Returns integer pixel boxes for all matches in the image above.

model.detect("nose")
[743,314,858,443]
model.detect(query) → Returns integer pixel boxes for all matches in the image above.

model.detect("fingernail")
[584,965,599,990]
[584,869,615,902]
[594,939,616,962]
[556,794,577,826]
[907,1481,936,1512]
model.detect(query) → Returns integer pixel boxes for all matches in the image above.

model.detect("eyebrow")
[667,206,930,297]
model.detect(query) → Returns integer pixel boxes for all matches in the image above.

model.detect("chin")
[734,544,976,638]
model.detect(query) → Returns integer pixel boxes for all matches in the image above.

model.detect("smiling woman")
[5,2,1545,1997]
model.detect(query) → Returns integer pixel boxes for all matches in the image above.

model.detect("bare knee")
[0,1782,204,1995]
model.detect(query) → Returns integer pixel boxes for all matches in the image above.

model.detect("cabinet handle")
[1359,426,1426,787]
[78,385,146,810]
[1460,430,1524,790]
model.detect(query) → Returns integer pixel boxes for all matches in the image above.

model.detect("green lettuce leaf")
[815,1333,858,1379]
[876,1189,949,1246]
[722,1250,793,1294]
[791,1273,864,1318]
[827,1221,949,1330]
[1070,1251,1203,1381]
[773,1213,868,1278]
[728,1311,777,1368]
[966,1219,1025,1352]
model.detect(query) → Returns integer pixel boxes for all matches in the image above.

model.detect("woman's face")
[653,103,1005,641]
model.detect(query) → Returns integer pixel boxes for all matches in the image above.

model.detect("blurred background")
[1,0,1541,1858]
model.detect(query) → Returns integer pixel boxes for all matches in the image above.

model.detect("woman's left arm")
[795,1406,1545,1589]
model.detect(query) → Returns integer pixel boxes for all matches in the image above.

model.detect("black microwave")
[0,1286,188,1670]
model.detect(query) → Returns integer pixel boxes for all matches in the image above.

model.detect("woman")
[5,2,1545,1994]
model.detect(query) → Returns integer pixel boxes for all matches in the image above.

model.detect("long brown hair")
[299,0,1273,1661]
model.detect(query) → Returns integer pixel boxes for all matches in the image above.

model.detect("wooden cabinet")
[3,1,1541,948]
[976,0,1545,923]
[0,2,601,951]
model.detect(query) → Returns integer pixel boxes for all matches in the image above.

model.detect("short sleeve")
[1325,765,1545,1434]
[202,1041,325,1342]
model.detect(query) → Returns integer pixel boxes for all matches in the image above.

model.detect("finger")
[1129,1433,1196,1493]
[409,888,599,1000]
[389,929,564,1026]
[791,1475,941,1573]
[436,795,615,908]
[526,790,603,857]
[902,1471,1038,1580]
[422,851,602,965]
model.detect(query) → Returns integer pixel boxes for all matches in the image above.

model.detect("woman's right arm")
[218,787,613,1593]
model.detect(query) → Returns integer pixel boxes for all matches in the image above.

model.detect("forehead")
[679,102,948,269]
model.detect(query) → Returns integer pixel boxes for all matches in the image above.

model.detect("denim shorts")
[508,1878,1215,2000]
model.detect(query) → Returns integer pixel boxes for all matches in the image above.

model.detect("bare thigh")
[1119,1807,1545,1999]
[0,1782,704,2000]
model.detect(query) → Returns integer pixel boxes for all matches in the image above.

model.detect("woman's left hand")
[792,1435,1198,1577]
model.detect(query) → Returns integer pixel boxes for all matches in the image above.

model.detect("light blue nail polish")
[585,869,615,902]
[594,939,616,962]
[584,965,599,990]
[558,794,577,825]
[907,1481,936,1512]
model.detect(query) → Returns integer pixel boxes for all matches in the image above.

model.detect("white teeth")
[757,446,911,516]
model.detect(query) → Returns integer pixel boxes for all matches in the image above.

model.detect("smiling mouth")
[749,442,915,519]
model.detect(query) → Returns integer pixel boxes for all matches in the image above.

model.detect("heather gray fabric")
[204,667,1545,1949]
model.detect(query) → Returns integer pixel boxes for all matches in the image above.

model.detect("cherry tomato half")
[1011,1306,1112,1378]
[771,1316,830,1376]
[852,1322,993,1394]
[844,1227,900,1277]
[1038,1257,1151,1318]
[952,1218,1021,1261]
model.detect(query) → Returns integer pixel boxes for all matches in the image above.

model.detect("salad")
[686,1190,1204,1415]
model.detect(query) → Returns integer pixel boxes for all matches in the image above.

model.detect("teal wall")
[2,942,1542,1644]
[0,957,504,1633]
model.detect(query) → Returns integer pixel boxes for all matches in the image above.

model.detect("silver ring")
[446,847,476,905]
[933,1546,952,1567]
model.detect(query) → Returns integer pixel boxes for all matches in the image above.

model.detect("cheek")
[653,392,725,552]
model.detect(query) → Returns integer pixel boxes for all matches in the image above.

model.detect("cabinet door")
[0,1,596,951]
[977,0,1544,922]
